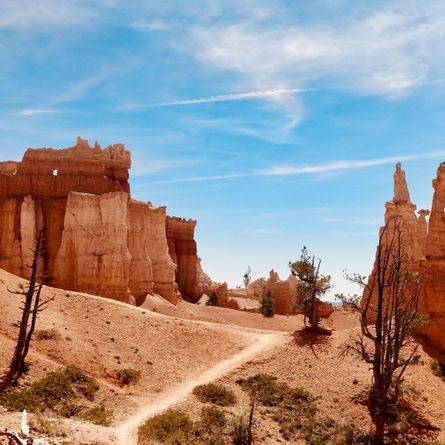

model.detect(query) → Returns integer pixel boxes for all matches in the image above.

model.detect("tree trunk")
[0,231,43,390]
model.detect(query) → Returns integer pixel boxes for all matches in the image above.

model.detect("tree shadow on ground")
[292,327,332,358]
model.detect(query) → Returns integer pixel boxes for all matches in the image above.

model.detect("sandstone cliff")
[0,138,209,305]
[166,216,212,302]
[364,162,445,358]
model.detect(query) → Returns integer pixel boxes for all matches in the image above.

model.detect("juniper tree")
[289,246,332,329]
[259,289,274,318]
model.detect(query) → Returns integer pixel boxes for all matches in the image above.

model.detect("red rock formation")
[166,216,212,302]
[0,138,206,304]
[416,163,445,355]
[362,164,429,323]
[53,192,132,301]
[364,162,445,358]
[245,269,334,317]
[129,201,178,303]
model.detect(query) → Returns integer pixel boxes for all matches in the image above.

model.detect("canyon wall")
[0,138,209,304]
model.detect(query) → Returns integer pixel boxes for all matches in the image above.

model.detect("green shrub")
[138,409,193,445]
[430,359,445,381]
[200,405,227,431]
[193,383,236,406]
[0,367,99,414]
[237,373,366,444]
[117,368,141,386]
[237,373,313,409]
[35,328,61,340]
[79,405,113,426]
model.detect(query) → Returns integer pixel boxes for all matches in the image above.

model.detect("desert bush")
[79,405,113,426]
[197,406,227,444]
[35,328,61,340]
[0,367,99,414]
[200,405,227,431]
[230,415,250,445]
[138,409,193,445]
[193,383,236,406]
[430,359,445,381]
[117,368,141,386]
[237,373,366,444]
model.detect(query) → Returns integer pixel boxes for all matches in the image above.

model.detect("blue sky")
[2,0,445,297]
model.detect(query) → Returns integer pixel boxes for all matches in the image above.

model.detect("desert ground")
[1,267,445,444]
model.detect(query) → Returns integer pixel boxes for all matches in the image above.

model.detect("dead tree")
[342,218,427,444]
[0,231,53,391]
[0,432,23,445]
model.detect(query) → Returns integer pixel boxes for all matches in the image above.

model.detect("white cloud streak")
[149,88,316,107]
[14,109,57,116]
[258,151,445,176]
[152,150,445,184]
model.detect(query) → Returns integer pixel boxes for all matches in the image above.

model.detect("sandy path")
[112,329,286,445]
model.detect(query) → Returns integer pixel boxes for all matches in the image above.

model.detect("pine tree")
[206,291,218,306]
[259,289,274,318]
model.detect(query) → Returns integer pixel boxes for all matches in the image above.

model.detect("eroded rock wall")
[417,163,445,354]
[0,138,204,304]
[364,162,445,358]
[166,216,212,302]
[129,201,178,303]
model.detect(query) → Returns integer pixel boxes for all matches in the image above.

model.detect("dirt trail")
[113,328,286,445]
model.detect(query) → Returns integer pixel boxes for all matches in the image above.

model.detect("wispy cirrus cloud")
[151,150,445,184]
[258,151,445,176]
[175,1,445,129]
[148,87,316,107]
[13,109,58,116]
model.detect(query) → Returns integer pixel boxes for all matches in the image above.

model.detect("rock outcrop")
[364,162,445,358]
[416,163,445,355]
[0,138,209,304]
[166,217,212,302]
[244,269,334,317]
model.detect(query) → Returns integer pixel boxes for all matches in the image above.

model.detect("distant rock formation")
[364,162,445,358]
[0,138,212,304]
[243,269,334,318]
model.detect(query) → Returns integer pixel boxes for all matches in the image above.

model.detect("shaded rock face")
[0,138,208,304]
[364,162,445,358]
[166,217,212,302]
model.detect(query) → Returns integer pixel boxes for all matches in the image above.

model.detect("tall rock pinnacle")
[393,162,411,205]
